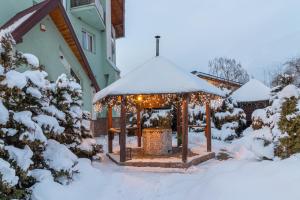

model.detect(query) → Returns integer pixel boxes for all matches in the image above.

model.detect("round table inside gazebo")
[93,56,224,167]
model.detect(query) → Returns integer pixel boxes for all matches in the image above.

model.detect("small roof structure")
[93,56,224,103]
[95,55,221,164]
[231,79,270,102]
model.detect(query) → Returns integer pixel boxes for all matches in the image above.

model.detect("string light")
[94,92,223,113]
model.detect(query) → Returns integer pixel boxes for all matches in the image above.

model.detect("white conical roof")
[231,79,270,102]
[93,56,224,103]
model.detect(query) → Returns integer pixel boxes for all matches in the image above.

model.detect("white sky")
[116,0,300,83]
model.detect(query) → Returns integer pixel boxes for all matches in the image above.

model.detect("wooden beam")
[107,106,113,153]
[136,106,142,147]
[176,102,182,147]
[120,96,127,162]
[182,94,189,163]
[205,102,212,152]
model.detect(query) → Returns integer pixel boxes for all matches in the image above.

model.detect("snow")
[0,158,18,187]
[26,86,42,98]
[5,145,33,171]
[238,129,275,159]
[1,128,17,136]
[212,127,236,141]
[77,138,96,152]
[43,140,78,172]
[4,70,27,89]
[93,56,225,103]
[33,114,65,135]
[0,100,9,125]
[23,70,49,88]
[13,111,47,142]
[1,70,48,90]
[42,105,66,121]
[252,108,267,122]
[231,79,270,102]
[31,133,300,200]
[81,119,91,131]
[0,64,4,75]
[277,84,300,99]
[0,12,35,38]
[56,74,81,91]
[29,169,53,182]
[23,53,39,68]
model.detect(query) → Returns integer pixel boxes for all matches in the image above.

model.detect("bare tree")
[263,65,282,87]
[283,57,300,86]
[208,57,250,83]
[269,57,300,88]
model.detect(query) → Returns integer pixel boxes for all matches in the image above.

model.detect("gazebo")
[231,79,270,125]
[93,55,224,168]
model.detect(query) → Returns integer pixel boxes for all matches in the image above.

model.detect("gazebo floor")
[106,147,215,168]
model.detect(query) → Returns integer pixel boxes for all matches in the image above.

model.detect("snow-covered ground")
[31,132,300,200]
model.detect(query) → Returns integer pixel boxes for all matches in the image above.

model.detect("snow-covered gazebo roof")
[93,56,224,103]
[230,79,270,102]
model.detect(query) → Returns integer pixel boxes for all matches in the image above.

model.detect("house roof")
[191,71,243,87]
[93,56,225,103]
[111,0,125,38]
[230,79,270,102]
[1,0,100,91]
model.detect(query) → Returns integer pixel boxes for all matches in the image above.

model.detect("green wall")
[65,0,120,89]
[0,0,121,115]
[16,16,94,112]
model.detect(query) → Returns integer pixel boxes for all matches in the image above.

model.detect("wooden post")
[176,102,182,147]
[205,102,212,152]
[182,94,189,163]
[137,106,142,147]
[107,106,113,153]
[120,96,127,162]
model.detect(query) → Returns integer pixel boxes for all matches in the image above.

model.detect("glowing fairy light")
[94,92,223,114]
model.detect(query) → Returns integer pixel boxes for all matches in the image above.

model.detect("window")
[82,30,94,52]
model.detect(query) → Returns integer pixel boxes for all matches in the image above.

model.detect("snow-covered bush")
[0,35,50,199]
[275,86,300,158]
[245,74,300,160]
[142,109,173,129]
[212,97,246,140]
[45,74,102,159]
[188,104,205,132]
[0,34,100,199]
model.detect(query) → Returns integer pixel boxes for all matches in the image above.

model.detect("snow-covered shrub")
[142,109,173,129]
[275,87,300,158]
[43,139,78,182]
[48,75,102,159]
[245,75,300,159]
[0,34,99,199]
[212,97,246,140]
[75,111,102,159]
[251,108,272,130]
[0,35,48,199]
[188,104,205,132]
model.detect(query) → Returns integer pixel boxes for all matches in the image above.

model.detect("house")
[230,79,271,125]
[0,0,125,120]
[191,71,242,91]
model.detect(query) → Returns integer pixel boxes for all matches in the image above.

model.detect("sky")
[116,0,300,84]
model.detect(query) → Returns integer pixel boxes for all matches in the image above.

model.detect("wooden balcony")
[70,0,105,30]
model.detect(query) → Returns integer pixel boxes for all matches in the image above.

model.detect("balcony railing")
[70,0,105,30]
[71,0,105,22]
